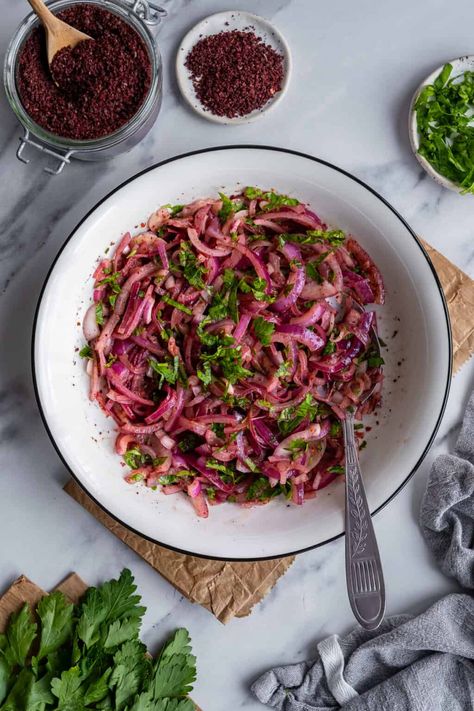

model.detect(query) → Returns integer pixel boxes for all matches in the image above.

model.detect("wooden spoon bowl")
[27,0,92,66]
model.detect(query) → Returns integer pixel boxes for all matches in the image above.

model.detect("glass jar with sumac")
[4,0,165,174]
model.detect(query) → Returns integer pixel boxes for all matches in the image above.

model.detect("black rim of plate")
[31,145,453,562]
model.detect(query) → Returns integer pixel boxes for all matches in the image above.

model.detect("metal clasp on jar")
[124,0,167,27]
[17,128,75,175]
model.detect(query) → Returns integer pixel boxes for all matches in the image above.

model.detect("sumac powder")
[17,4,151,140]
[184,30,284,119]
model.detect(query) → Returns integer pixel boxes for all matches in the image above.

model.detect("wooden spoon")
[27,0,92,66]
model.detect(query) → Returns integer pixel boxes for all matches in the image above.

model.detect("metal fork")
[336,298,385,630]
[343,411,385,629]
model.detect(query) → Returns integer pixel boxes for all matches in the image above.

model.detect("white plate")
[33,147,451,560]
[176,11,291,124]
[409,56,474,192]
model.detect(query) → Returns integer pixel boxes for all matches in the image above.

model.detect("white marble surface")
[1,0,473,708]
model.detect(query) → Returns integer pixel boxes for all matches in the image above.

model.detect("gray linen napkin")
[251,392,474,710]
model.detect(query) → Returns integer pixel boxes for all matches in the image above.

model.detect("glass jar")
[3,0,165,174]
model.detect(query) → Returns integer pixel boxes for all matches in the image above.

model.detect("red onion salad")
[80,188,385,518]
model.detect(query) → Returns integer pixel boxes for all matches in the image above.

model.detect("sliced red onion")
[188,227,231,257]
[273,324,325,352]
[145,387,176,424]
[83,304,100,341]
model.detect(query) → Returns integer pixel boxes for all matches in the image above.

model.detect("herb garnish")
[0,570,197,710]
[79,345,93,359]
[244,187,299,211]
[415,63,474,192]
[162,294,193,315]
[178,242,207,289]
[253,316,275,346]
[278,394,319,437]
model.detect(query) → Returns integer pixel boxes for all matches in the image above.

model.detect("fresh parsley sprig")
[0,570,196,711]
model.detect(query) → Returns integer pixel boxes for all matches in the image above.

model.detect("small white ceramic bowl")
[33,146,452,560]
[409,55,474,193]
[176,11,291,125]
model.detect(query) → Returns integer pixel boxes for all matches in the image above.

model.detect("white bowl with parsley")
[409,56,474,193]
[33,146,451,560]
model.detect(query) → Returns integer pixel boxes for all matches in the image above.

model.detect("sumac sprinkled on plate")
[17,4,151,140]
[184,30,284,118]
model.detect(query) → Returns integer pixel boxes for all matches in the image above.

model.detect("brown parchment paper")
[64,479,293,624]
[64,242,473,624]
[421,240,474,373]
[0,572,88,633]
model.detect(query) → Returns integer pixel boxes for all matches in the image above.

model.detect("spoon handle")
[26,0,56,28]
[343,414,385,630]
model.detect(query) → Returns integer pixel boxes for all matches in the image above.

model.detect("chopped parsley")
[178,432,201,453]
[211,423,225,438]
[197,361,212,387]
[279,230,346,247]
[200,339,251,385]
[285,438,309,459]
[244,187,299,211]
[178,242,207,289]
[95,301,104,326]
[322,340,336,356]
[218,192,244,222]
[328,465,345,474]
[160,202,184,216]
[275,360,291,379]
[206,487,217,500]
[123,447,147,470]
[253,316,275,346]
[149,355,180,386]
[97,271,121,294]
[239,275,273,302]
[330,421,342,437]
[246,477,273,501]
[278,394,319,437]
[414,63,474,192]
[206,459,238,484]
[79,345,93,359]
[162,294,192,315]
[367,355,385,368]
[105,354,117,368]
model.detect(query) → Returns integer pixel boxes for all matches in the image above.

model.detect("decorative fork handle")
[342,415,385,630]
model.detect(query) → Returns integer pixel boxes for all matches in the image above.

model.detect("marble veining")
[1,1,473,709]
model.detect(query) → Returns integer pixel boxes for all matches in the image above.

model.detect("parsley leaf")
[218,192,234,222]
[51,667,84,707]
[162,295,192,315]
[95,302,104,326]
[178,243,207,290]
[36,592,74,661]
[76,569,145,649]
[253,317,275,346]
[278,394,319,437]
[246,477,274,501]
[367,355,385,368]
[161,204,184,216]
[149,356,179,386]
[244,187,299,211]
[178,433,201,453]
[322,340,336,356]
[211,423,225,438]
[328,465,345,474]
[2,604,37,668]
[280,230,345,247]
[79,345,93,359]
